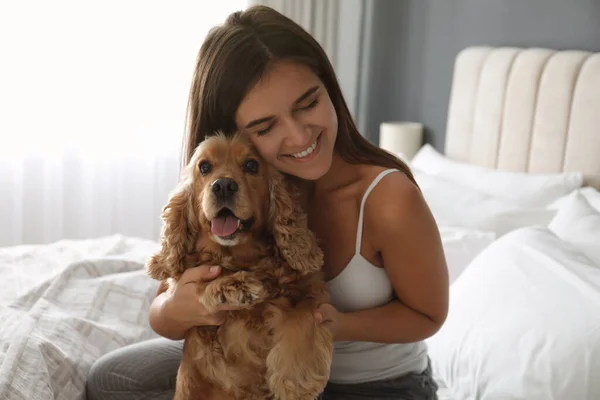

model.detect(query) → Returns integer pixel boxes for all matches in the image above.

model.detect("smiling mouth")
[210,208,254,240]
[287,133,321,159]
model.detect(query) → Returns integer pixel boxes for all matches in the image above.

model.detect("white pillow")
[548,186,600,212]
[414,170,556,237]
[412,144,583,207]
[426,227,600,400]
[548,190,600,266]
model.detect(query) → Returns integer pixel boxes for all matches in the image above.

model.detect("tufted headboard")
[444,46,600,190]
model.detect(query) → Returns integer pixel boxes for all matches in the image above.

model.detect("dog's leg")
[174,330,237,400]
[173,363,213,400]
[265,300,333,400]
[174,376,232,400]
[200,271,266,313]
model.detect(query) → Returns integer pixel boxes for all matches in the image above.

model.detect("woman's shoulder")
[359,165,418,200]
[359,164,424,226]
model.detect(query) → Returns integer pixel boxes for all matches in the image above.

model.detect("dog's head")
[193,133,271,248]
[146,132,323,280]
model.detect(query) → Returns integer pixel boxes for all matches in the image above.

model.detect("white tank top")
[326,169,428,384]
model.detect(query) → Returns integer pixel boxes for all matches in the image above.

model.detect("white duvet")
[0,235,161,400]
[427,226,600,399]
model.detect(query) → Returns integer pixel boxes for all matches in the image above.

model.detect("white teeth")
[292,137,318,159]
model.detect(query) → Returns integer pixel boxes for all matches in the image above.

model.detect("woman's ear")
[268,169,324,274]
[146,176,198,281]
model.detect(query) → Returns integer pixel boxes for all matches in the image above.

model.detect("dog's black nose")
[211,178,238,199]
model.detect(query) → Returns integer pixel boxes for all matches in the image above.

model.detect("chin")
[298,166,330,181]
[279,162,329,181]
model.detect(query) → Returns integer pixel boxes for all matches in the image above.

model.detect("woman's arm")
[148,281,191,341]
[335,299,443,343]
[320,173,449,343]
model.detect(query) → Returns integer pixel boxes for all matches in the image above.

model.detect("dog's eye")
[244,159,259,174]
[199,161,212,175]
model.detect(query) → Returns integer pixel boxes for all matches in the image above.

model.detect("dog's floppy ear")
[146,175,198,281]
[268,168,323,274]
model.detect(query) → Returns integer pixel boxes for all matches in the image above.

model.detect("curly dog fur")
[146,132,333,400]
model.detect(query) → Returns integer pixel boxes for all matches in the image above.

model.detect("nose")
[211,178,238,200]
[284,120,311,147]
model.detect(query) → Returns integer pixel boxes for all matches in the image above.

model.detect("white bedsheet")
[0,235,161,400]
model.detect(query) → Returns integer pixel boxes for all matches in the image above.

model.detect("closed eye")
[255,98,319,137]
[257,125,273,136]
[300,99,319,110]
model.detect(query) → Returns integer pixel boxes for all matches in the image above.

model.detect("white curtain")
[0,0,248,247]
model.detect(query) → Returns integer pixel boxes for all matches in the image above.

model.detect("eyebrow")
[244,86,320,129]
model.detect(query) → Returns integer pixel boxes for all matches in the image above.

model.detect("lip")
[284,133,322,162]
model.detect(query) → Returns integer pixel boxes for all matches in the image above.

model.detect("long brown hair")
[181,5,416,185]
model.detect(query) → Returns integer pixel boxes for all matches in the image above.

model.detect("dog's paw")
[201,273,265,313]
[216,278,264,306]
[268,372,327,400]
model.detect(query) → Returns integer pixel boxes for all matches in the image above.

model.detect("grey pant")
[86,338,438,400]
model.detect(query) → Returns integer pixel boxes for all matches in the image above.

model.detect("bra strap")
[355,169,400,253]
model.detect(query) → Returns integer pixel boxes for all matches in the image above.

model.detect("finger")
[322,314,334,323]
[315,311,323,323]
[181,265,221,284]
[316,308,334,323]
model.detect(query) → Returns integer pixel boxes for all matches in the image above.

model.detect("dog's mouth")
[210,208,254,240]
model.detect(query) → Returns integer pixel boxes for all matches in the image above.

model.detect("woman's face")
[235,60,338,181]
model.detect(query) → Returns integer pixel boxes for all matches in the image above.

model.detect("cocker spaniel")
[146,132,333,400]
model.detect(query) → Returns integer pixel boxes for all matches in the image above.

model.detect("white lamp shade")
[379,121,424,160]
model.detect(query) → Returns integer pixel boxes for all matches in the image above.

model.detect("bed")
[413,46,600,399]
[1,46,600,400]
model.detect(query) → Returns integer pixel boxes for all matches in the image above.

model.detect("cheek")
[248,136,280,163]
[321,97,338,131]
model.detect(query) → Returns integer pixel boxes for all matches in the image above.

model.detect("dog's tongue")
[211,215,240,237]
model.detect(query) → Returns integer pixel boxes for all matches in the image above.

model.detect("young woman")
[86,5,448,400]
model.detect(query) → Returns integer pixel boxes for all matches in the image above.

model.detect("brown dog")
[146,132,333,400]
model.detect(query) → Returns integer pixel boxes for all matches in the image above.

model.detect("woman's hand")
[149,264,242,340]
[315,303,343,340]
[163,265,230,328]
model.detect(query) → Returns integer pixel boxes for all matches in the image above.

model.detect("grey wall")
[362,0,600,151]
